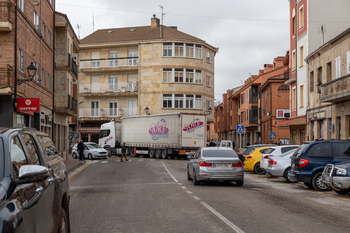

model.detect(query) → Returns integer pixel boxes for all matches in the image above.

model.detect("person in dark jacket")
[121,142,128,162]
[78,140,85,161]
[246,142,250,146]
[209,139,216,147]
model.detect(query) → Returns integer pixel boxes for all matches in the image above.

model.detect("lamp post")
[16,62,37,85]
[144,106,150,115]
[316,81,322,94]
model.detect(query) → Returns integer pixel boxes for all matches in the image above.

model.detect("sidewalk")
[64,157,85,175]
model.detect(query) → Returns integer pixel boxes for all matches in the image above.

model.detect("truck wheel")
[161,149,168,159]
[149,149,155,158]
[131,147,136,157]
[155,149,161,159]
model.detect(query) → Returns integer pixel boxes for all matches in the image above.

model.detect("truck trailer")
[98,113,207,159]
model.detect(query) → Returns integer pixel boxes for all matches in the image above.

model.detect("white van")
[220,140,234,149]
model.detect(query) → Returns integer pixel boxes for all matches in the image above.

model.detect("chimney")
[151,14,160,28]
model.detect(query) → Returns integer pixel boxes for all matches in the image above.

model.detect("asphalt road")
[68,156,350,233]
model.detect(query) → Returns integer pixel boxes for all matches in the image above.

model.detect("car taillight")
[269,160,277,165]
[199,161,212,167]
[232,161,243,167]
[246,156,252,159]
[238,153,244,156]
[299,159,309,168]
[264,155,271,159]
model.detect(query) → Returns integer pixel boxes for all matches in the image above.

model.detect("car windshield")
[87,143,102,149]
[280,149,297,157]
[202,149,238,158]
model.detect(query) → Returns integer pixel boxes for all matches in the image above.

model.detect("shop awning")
[290,116,306,126]
[275,119,293,127]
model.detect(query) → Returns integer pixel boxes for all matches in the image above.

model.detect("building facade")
[78,16,217,142]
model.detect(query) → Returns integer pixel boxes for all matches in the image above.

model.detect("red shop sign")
[17,98,40,112]
[245,129,250,133]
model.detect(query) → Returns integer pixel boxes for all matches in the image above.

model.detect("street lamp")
[17,62,37,85]
[206,107,212,115]
[276,94,291,102]
[144,106,150,115]
[316,80,322,94]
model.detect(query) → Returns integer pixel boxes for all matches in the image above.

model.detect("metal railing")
[79,82,138,93]
[321,73,350,103]
[0,1,11,23]
[68,54,78,78]
[68,95,78,114]
[79,107,138,118]
[79,57,138,69]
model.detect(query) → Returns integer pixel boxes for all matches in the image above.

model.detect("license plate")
[214,164,229,168]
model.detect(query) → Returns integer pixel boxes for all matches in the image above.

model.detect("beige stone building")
[306,27,350,140]
[78,16,218,142]
[54,12,79,158]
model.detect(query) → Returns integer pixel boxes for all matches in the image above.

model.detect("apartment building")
[306,27,350,141]
[78,16,217,142]
[0,0,55,135]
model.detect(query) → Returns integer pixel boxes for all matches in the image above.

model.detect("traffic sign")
[270,132,276,139]
[329,122,332,132]
[236,125,245,134]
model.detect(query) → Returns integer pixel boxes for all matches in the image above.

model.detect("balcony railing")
[79,82,138,94]
[320,73,350,103]
[0,1,12,31]
[68,94,78,114]
[0,65,11,87]
[79,107,138,118]
[79,57,138,69]
[68,54,78,78]
[284,68,290,81]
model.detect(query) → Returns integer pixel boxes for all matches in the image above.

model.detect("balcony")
[79,57,138,73]
[0,1,12,31]
[68,54,78,78]
[0,64,11,87]
[79,107,138,121]
[320,74,350,103]
[79,82,138,97]
[55,94,78,116]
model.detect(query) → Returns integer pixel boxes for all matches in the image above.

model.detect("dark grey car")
[187,147,244,186]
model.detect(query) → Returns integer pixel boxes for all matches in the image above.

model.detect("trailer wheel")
[131,147,137,157]
[155,149,161,159]
[149,149,155,158]
[161,149,168,159]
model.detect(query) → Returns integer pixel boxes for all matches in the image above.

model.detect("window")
[335,56,341,79]
[317,66,322,85]
[347,51,350,75]
[109,51,118,67]
[163,43,172,56]
[206,75,211,87]
[174,68,184,82]
[206,100,211,110]
[195,95,202,109]
[48,73,51,90]
[175,94,184,108]
[206,51,211,63]
[42,68,46,87]
[186,95,194,108]
[37,135,59,161]
[195,45,202,59]
[91,100,99,117]
[109,76,118,91]
[299,6,304,29]
[292,9,296,35]
[34,11,40,31]
[128,50,137,66]
[34,61,40,82]
[195,70,202,84]
[10,136,27,178]
[91,51,100,68]
[186,69,194,83]
[292,50,296,72]
[175,43,184,56]
[42,23,46,40]
[326,62,332,82]
[18,47,24,72]
[292,87,296,110]
[19,0,24,12]
[163,94,172,108]
[278,85,289,91]
[333,142,350,159]
[299,85,304,108]
[241,94,243,104]
[299,45,304,68]
[109,100,118,117]
[310,71,314,92]
[20,134,40,165]
[48,30,52,46]
[186,44,194,58]
[163,68,172,82]
[308,143,332,158]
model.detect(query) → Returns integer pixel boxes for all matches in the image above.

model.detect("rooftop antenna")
[159,5,168,25]
[92,11,95,32]
[76,24,81,39]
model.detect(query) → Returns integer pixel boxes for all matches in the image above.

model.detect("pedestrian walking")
[246,141,250,146]
[121,142,128,162]
[209,139,216,147]
[78,140,85,161]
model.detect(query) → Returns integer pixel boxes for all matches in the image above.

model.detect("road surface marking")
[201,202,245,233]
[138,159,144,161]
[181,186,187,189]
[161,162,178,183]
[193,196,201,201]
[178,183,182,185]
[92,161,99,164]
[187,191,193,195]
[101,161,108,164]
[69,163,91,180]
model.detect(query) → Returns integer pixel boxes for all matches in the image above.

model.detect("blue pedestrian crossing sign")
[270,132,276,139]
[236,125,245,134]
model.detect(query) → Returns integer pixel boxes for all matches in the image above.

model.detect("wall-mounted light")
[144,106,150,115]
[206,107,212,115]
[16,62,37,85]
[316,80,322,94]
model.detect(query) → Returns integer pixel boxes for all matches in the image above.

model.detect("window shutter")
[346,52,350,75]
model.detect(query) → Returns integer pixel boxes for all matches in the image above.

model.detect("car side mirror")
[15,165,49,185]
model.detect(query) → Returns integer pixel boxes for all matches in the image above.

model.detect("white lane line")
[101,161,108,164]
[201,202,245,233]
[181,186,187,189]
[178,183,182,186]
[161,162,178,183]
[92,160,99,164]
[138,159,144,161]
[187,191,193,195]
[193,196,201,201]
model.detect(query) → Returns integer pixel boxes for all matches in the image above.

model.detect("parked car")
[244,146,271,174]
[322,161,350,194]
[266,148,298,182]
[0,127,70,232]
[288,140,350,191]
[220,140,234,149]
[206,141,220,147]
[187,147,244,186]
[260,145,300,171]
[72,142,108,159]
[237,144,275,162]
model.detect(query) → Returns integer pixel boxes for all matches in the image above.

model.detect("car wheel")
[149,149,155,158]
[334,189,350,195]
[236,180,244,186]
[155,149,161,159]
[72,153,77,159]
[187,167,192,180]
[103,157,107,159]
[312,172,331,191]
[193,169,200,185]
[304,182,314,189]
[58,207,68,233]
[88,153,92,160]
[253,162,265,175]
[161,149,168,159]
[283,167,296,183]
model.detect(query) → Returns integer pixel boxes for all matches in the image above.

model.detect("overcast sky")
[56,0,290,103]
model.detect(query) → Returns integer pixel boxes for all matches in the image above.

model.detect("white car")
[260,145,299,171]
[72,142,108,160]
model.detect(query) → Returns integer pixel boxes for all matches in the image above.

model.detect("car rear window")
[280,149,297,157]
[259,148,268,154]
[202,150,238,158]
[264,148,275,154]
[294,144,309,158]
[332,142,350,159]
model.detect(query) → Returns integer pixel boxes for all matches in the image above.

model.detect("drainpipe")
[14,0,18,126]
[52,3,56,141]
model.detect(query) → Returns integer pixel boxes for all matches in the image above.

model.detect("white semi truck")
[98,113,207,159]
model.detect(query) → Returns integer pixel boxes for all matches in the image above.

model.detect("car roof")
[202,147,233,151]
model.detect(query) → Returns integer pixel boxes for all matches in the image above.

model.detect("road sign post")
[236,125,245,148]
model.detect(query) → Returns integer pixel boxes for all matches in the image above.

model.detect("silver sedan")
[266,149,297,182]
[187,147,244,186]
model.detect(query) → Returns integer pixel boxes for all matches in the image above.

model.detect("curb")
[66,161,85,175]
